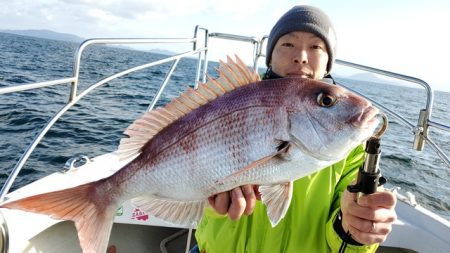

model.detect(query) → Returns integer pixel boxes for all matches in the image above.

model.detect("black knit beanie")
[266,5,337,74]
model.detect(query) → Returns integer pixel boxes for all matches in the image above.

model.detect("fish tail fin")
[1,181,118,253]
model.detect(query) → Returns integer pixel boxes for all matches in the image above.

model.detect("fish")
[0,55,380,253]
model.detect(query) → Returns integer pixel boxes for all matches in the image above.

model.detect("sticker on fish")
[0,55,381,253]
[131,208,149,221]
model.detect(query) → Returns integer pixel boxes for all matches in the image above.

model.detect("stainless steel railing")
[334,59,450,168]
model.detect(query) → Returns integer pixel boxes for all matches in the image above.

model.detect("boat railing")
[334,60,450,168]
[1,25,450,203]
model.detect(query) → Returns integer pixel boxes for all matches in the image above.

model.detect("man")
[194,5,397,253]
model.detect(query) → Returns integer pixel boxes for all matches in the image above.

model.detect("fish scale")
[125,107,287,199]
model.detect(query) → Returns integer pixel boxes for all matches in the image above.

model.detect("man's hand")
[340,188,397,245]
[208,185,260,220]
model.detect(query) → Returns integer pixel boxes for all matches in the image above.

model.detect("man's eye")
[312,45,323,50]
[281,42,294,47]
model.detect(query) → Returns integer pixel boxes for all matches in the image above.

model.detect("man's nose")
[293,49,308,64]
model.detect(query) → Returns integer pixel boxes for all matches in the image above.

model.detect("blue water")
[1,32,449,220]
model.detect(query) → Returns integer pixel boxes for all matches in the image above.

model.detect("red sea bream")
[0,56,380,253]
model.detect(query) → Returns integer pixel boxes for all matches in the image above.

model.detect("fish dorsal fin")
[117,55,261,160]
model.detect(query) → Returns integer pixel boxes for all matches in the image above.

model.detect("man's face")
[270,31,329,80]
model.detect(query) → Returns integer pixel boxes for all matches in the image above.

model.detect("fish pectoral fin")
[259,182,293,227]
[131,196,207,227]
[215,155,274,185]
[216,143,291,185]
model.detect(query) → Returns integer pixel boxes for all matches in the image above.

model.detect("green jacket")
[195,145,379,253]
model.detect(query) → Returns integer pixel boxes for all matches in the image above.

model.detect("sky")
[1,0,450,92]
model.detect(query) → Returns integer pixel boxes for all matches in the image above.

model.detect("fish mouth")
[351,106,380,129]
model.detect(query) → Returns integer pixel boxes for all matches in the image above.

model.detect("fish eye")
[317,92,337,107]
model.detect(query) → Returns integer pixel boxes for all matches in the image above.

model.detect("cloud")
[55,0,207,20]
[0,0,279,33]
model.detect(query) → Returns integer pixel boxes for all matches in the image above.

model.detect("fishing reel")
[347,113,389,196]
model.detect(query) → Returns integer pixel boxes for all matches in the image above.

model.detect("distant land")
[347,72,397,84]
[0,29,179,55]
[148,48,178,56]
[335,72,409,86]
[0,29,85,43]
[333,72,444,93]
